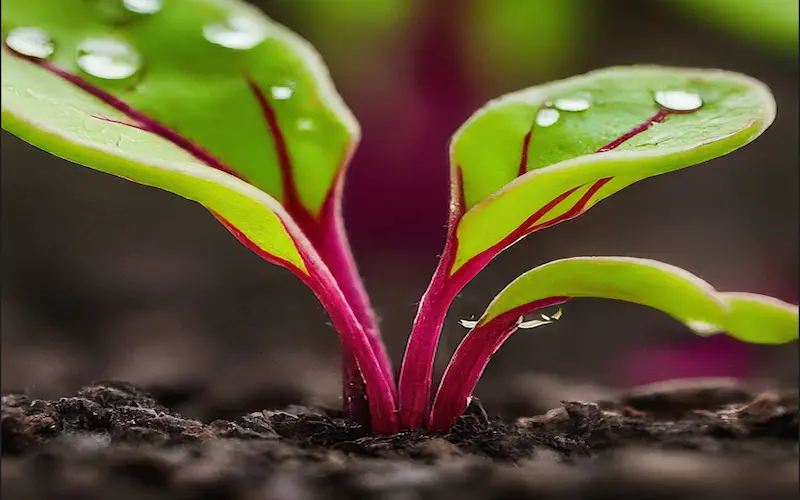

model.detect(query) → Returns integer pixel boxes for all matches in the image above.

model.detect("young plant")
[3,0,797,434]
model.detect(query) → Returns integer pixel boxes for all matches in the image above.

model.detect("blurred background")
[2,0,797,418]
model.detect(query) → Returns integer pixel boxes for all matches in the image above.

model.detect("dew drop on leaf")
[535,108,560,127]
[122,0,163,14]
[76,38,141,81]
[553,96,591,112]
[685,319,722,336]
[297,119,314,131]
[5,27,55,59]
[203,16,267,50]
[654,90,703,112]
[270,85,294,100]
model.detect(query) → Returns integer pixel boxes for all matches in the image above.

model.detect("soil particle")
[2,380,798,499]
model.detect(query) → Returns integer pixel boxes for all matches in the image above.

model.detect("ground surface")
[2,379,797,500]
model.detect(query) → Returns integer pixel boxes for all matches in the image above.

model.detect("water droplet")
[5,27,55,59]
[203,16,267,50]
[686,320,722,336]
[122,0,163,14]
[270,85,294,100]
[459,319,478,329]
[536,108,560,127]
[654,90,703,112]
[517,317,552,329]
[554,96,591,112]
[76,38,141,80]
[297,119,314,131]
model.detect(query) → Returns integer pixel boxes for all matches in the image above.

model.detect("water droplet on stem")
[6,27,55,59]
[686,320,722,335]
[76,38,141,81]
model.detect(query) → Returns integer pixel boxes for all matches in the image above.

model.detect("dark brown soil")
[2,379,798,500]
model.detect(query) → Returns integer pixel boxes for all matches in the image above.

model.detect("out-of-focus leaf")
[669,0,798,55]
[461,0,589,88]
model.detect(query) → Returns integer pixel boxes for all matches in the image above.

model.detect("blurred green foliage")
[265,0,413,65]
[669,0,798,55]
[271,0,796,95]
[461,0,591,89]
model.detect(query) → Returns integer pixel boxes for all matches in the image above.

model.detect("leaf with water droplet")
[2,0,359,274]
[430,256,797,431]
[444,66,775,278]
[0,0,397,431]
[466,257,798,344]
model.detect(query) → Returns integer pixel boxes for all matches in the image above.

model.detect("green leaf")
[475,257,798,344]
[449,66,775,273]
[1,0,359,274]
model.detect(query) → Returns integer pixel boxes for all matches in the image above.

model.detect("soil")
[2,379,797,500]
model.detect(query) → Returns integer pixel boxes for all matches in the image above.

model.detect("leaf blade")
[478,257,731,333]
[449,66,776,273]
[2,46,307,271]
[476,257,799,344]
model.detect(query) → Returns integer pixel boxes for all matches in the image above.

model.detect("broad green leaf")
[475,257,798,344]
[449,66,775,273]
[2,0,359,273]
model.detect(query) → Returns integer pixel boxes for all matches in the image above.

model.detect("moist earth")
[2,379,798,500]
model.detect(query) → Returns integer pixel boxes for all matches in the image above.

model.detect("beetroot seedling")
[3,0,797,434]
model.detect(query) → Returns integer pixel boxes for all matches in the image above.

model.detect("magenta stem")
[397,245,462,429]
[246,79,394,423]
[306,270,398,433]
[428,296,569,432]
[214,216,397,433]
[315,178,395,387]
[319,215,395,421]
